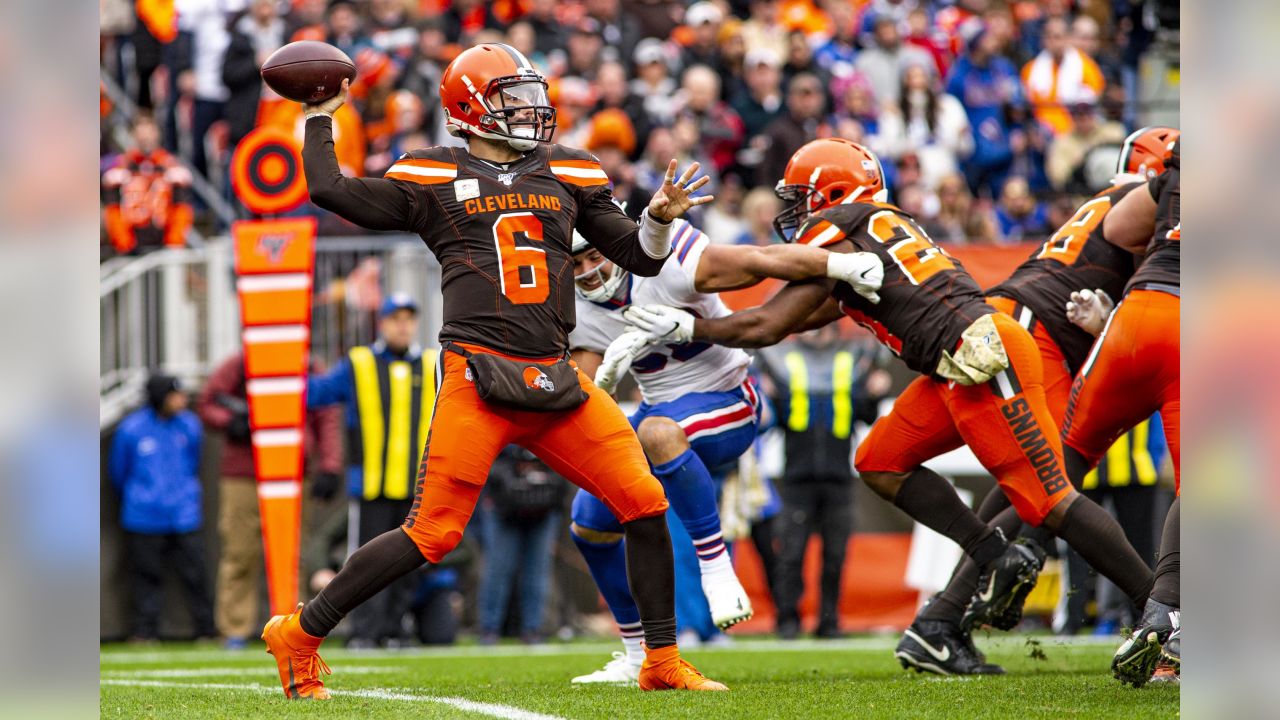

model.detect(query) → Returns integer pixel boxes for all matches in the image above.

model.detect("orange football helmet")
[1118,126,1179,179]
[439,43,557,151]
[773,138,887,241]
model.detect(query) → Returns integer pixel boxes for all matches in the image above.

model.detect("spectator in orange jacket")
[101,115,193,256]
[1021,16,1105,135]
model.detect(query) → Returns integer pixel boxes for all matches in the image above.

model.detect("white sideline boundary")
[102,665,403,678]
[101,679,567,720]
[101,635,1121,665]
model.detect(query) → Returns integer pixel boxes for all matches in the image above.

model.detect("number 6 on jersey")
[492,212,549,304]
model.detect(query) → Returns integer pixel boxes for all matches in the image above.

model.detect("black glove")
[226,412,252,443]
[311,471,343,501]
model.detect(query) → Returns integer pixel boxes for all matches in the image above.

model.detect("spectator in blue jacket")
[945,25,1025,199]
[108,373,215,642]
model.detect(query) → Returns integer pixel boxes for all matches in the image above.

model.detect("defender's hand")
[304,77,350,118]
[622,304,695,344]
[648,160,713,222]
[595,330,651,394]
[825,251,884,304]
[1065,288,1114,337]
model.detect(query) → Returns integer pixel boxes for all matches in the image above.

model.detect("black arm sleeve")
[574,187,668,277]
[302,116,421,232]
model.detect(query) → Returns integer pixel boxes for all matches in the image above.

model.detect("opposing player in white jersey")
[567,218,845,684]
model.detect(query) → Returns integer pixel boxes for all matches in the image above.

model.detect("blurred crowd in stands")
[100,0,1174,256]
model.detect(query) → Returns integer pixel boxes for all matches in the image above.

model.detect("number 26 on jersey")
[867,211,955,285]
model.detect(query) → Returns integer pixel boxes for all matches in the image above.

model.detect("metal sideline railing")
[99,235,442,429]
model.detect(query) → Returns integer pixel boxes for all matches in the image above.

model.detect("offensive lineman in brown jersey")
[892,127,1180,675]
[260,44,728,698]
[625,138,1156,672]
[1058,138,1182,686]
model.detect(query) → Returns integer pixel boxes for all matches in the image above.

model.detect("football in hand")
[260,41,356,104]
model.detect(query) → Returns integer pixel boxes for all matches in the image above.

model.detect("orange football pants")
[1061,288,1180,489]
[985,296,1074,423]
[855,306,1075,526]
[401,343,668,563]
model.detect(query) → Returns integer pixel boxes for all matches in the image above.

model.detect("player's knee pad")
[570,489,625,538]
[402,521,463,564]
[853,433,888,473]
[402,494,475,563]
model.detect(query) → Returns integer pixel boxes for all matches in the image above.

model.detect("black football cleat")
[1159,626,1180,672]
[895,620,1005,676]
[962,537,1046,633]
[1149,625,1181,684]
[1113,600,1179,688]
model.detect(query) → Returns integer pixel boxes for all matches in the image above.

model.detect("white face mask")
[573,257,627,302]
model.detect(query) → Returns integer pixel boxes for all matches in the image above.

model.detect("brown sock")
[1056,496,1154,608]
[623,514,678,649]
[1150,497,1180,606]
[299,528,427,638]
[893,468,1005,567]
[920,491,1020,625]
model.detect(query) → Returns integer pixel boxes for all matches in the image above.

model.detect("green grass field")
[101,635,1178,719]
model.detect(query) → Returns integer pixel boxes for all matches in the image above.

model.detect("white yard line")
[101,635,1120,665]
[101,679,567,720]
[102,665,402,678]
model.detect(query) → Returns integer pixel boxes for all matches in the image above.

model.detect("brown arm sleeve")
[303,116,421,232]
[574,187,668,277]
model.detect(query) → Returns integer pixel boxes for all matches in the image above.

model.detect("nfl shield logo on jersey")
[497,171,517,186]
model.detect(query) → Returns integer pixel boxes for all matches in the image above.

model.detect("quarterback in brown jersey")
[261,44,728,698]
[894,127,1179,675]
[624,138,1155,674]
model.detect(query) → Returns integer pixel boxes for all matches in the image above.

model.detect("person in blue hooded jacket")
[945,24,1026,199]
[108,373,215,641]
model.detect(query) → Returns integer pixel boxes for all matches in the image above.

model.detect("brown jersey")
[302,116,666,357]
[1126,147,1180,295]
[987,182,1142,373]
[796,202,992,378]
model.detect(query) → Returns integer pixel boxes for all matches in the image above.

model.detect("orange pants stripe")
[1061,288,1180,489]
[401,345,668,563]
[855,308,1074,525]
[985,296,1074,424]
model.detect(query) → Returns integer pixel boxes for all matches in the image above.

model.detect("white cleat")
[571,651,642,685]
[704,576,754,630]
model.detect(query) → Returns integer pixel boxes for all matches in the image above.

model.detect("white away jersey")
[570,220,752,405]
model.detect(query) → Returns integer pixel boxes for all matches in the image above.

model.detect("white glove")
[1065,288,1115,337]
[594,330,652,394]
[622,304,695,344]
[825,251,884,304]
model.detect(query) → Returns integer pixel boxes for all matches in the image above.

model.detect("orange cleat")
[261,603,332,700]
[637,644,729,691]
